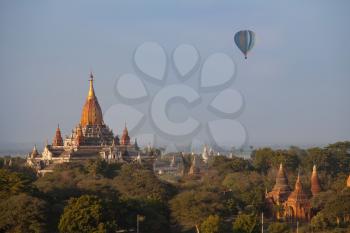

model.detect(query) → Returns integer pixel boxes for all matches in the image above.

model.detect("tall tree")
[200,215,224,233]
[251,148,275,174]
[170,190,224,233]
[232,214,260,233]
[0,168,35,198]
[58,195,116,233]
[0,194,48,233]
[113,164,173,201]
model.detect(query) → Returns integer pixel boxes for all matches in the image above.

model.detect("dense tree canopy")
[58,195,116,233]
[222,171,265,212]
[0,193,48,233]
[1,141,350,232]
[170,190,224,233]
[232,214,260,233]
[113,164,173,201]
[200,215,224,233]
[0,168,35,198]
[267,222,290,233]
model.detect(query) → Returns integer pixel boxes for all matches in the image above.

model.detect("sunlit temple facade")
[27,73,150,175]
[265,164,322,222]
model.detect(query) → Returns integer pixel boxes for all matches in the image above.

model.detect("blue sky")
[0,0,349,148]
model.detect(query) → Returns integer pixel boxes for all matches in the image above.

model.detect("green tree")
[211,156,253,174]
[113,164,173,201]
[116,198,170,233]
[267,222,291,233]
[58,195,116,233]
[251,148,275,174]
[200,215,224,233]
[322,190,350,227]
[310,212,329,231]
[274,150,300,172]
[0,193,48,233]
[222,172,265,213]
[170,190,224,233]
[232,214,260,233]
[86,159,120,178]
[34,168,82,201]
[0,168,35,198]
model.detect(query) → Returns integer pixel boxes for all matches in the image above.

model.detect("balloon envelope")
[234,30,255,59]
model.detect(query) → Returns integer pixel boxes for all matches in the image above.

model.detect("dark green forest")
[0,141,349,233]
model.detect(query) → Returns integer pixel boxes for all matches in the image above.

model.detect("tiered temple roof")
[52,125,63,146]
[269,163,292,203]
[120,124,130,145]
[27,72,147,175]
[284,174,311,221]
[80,73,104,127]
[288,174,309,203]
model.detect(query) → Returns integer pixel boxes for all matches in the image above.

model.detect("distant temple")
[27,73,153,175]
[265,164,322,222]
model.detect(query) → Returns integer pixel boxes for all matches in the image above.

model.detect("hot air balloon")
[234,30,255,59]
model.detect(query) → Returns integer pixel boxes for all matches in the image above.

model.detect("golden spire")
[88,72,95,99]
[80,72,104,126]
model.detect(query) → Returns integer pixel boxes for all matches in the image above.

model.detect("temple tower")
[30,145,40,158]
[269,163,292,203]
[75,125,84,146]
[80,72,104,127]
[121,124,130,145]
[310,165,321,196]
[284,174,311,221]
[52,124,63,146]
[188,154,200,175]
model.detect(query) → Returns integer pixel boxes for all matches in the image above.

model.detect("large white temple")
[26,73,154,175]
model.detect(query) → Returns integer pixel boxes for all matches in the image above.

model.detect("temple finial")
[88,72,95,99]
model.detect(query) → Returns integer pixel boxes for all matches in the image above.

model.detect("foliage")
[170,190,224,232]
[251,148,274,174]
[117,198,170,233]
[210,156,253,174]
[35,168,83,201]
[267,222,291,233]
[86,159,121,178]
[200,215,224,233]
[113,163,173,201]
[252,148,300,174]
[232,214,260,233]
[2,141,350,232]
[0,168,35,198]
[222,171,265,213]
[322,189,350,226]
[310,212,329,231]
[58,195,116,233]
[0,193,48,233]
